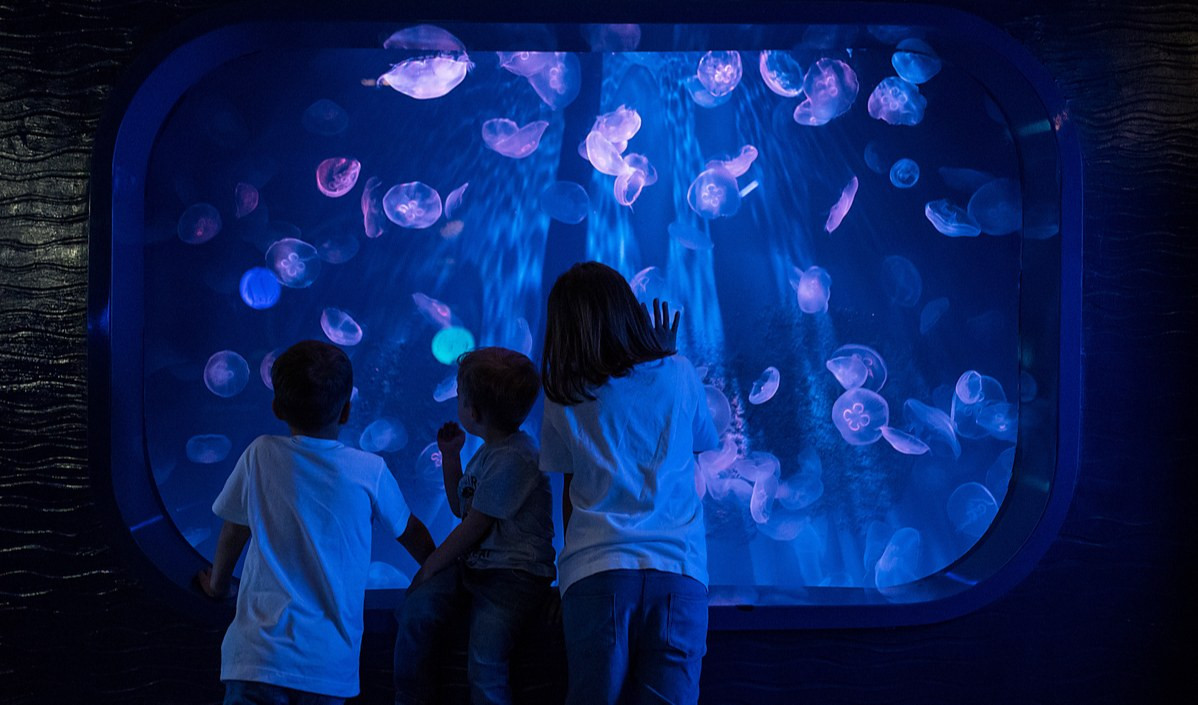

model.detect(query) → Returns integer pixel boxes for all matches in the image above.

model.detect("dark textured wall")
[1,1,1193,703]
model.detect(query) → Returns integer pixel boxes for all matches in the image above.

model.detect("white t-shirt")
[540,355,719,595]
[212,435,411,697]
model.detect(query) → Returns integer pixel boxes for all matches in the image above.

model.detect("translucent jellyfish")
[947,482,998,538]
[874,527,922,589]
[1019,370,1038,403]
[789,265,832,314]
[696,437,737,499]
[903,399,961,458]
[919,297,949,334]
[683,75,732,109]
[977,402,1018,442]
[734,451,781,483]
[827,344,887,391]
[758,50,804,97]
[413,293,453,329]
[497,51,558,77]
[832,388,889,446]
[320,308,363,346]
[881,255,922,307]
[592,105,642,147]
[186,434,232,464]
[481,118,549,159]
[540,181,589,224]
[967,178,1022,235]
[234,182,259,218]
[697,51,743,97]
[889,158,920,188]
[880,426,930,455]
[985,447,1015,503]
[583,24,641,51]
[378,54,473,100]
[526,53,581,110]
[383,24,465,51]
[687,166,741,219]
[367,561,410,589]
[433,372,458,402]
[302,98,349,136]
[613,154,657,207]
[315,157,361,198]
[750,472,779,525]
[203,351,250,398]
[407,441,448,519]
[864,141,888,174]
[383,181,442,229]
[239,266,281,310]
[259,349,280,390]
[891,38,942,84]
[444,182,468,218]
[361,177,387,239]
[266,238,321,288]
[704,385,732,436]
[177,203,221,245]
[938,167,995,193]
[439,220,464,239]
[777,448,824,511]
[924,199,981,237]
[359,418,408,453]
[668,221,712,250]
[748,367,780,405]
[627,266,669,309]
[825,354,868,391]
[825,176,858,233]
[793,58,859,126]
[706,145,758,178]
[315,224,360,264]
[867,77,927,126]
[951,370,1008,439]
[432,326,475,365]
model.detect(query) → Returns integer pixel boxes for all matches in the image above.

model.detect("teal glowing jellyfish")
[432,326,474,364]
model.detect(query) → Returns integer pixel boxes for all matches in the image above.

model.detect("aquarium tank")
[101,15,1072,613]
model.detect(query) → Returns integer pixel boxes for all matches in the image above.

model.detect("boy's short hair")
[457,347,539,434]
[271,340,353,432]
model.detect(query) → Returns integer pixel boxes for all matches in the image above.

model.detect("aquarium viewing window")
[89,5,1081,629]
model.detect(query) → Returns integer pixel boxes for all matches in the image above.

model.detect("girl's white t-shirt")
[540,355,719,595]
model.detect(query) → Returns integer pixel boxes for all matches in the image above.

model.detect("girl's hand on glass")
[644,298,680,351]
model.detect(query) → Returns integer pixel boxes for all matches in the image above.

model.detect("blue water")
[142,29,1033,603]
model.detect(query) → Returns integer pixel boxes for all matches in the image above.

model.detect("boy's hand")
[644,298,680,351]
[437,421,466,456]
[195,566,238,600]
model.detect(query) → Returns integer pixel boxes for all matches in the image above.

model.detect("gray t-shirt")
[459,431,556,579]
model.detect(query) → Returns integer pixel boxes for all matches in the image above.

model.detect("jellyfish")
[378,54,473,100]
[938,167,995,193]
[889,158,920,188]
[777,447,824,511]
[832,388,889,446]
[881,255,922,307]
[433,372,458,402]
[320,308,363,346]
[687,166,741,219]
[444,182,468,219]
[828,344,887,391]
[177,203,221,244]
[867,77,927,126]
[266,238,321,288]
[825,354,869,390]
[432,326,475,365]
[406,441,448,518]
[383,181,442,229]
[750,472,779,525]
[383,24,465,51]
[985,447,1016,503]
[413,293,453,329]
[947,482,998,538]
[234,182,259,218]
[259,349,280,390]
[924,199,981,237]
[903,399,961,458]
[540,181,589,224]
[825,176,858,233]
[880,426,930,455]
[977,402,1018,442]
[951,371,1008,439]
[697,51,743,97]
[758,50,804,97]
[864,141,888,174]
[526,53,581,110]
[203,350,250,398]
[891,38,942,84]
[239,267,281,310]
[481,118,549,159]
[874,527,922,589]
[704,385,732,436]
[315,157,361,198]
[919,297,949,334]
[789,265,832,314]
[612,154,658,207]
[682,75,732,109]
[367,561,410,589]
[315,224,360,264]
[668,221,712,250]
[748,367,780,404]
[359,418,408,453]
[361,177,387,239]
[968,178,1022,235]
[302,98,349,136]
[591,105,641,148]
[706,145,758,178]
[582,23,641,50]
[497,51,559,77]
[186,434,232,464]
[793,58,859,126]
[583,131,630,178]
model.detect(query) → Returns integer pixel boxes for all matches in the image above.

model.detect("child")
[539,262,719,705]
[393,346,555,705]
[196,339,435,705]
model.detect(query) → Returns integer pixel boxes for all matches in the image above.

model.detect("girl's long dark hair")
[542,261,674,405]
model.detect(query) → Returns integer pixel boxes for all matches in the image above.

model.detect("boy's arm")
[396,514,436,565]
[197,520,250,599]
[408,510,495,590]
[437,422,466,518]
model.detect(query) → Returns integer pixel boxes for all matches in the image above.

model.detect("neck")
[481,426,517,445]
[290,423,341,440]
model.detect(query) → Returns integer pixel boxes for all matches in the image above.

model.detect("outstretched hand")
[644,298,680,351]
[437,421,466,457]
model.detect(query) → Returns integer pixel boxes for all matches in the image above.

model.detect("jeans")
[393,563,551,705]
[223,680,345,705]
[562,569,708,705]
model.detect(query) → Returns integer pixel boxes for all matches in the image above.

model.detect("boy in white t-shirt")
[197,340,435,705]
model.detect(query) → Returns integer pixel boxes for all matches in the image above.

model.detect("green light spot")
[431,326,475,365]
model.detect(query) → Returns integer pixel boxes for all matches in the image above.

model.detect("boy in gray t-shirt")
[394,347,555,705]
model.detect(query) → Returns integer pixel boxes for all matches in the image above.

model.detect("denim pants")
[393,563,550,705]
[561,569,708,705]
[223,680,345,705]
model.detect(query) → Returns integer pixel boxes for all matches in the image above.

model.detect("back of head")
[271,340,353,433]
[457,347,540,434]
[542,261,673,405]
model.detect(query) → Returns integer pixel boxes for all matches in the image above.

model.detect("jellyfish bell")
[186,434,232,464]
[315,157,361,198]
[177,203,222,245]
[668,221,713,250]
[239,266,281,310]
[831,387,889,446]
[378,53,473,100]
[904,398,961,458]
[259,349,281,390]
[203,350,250,398]
[748,367,781,404]
[527,52,581,110]
[880,426,931,455]
[540,181,590,224]
[412,292,453,329]
[266,238,321,288]
[706,144,758,178]
[704,384,732,436]
[977,402,1018,442]
[968,178,1022,235]
[758,50,805,97]
[867,76,927,126]
[793,58,859,126]
[750,472,779,524]
[584,131,628,176]
[791,265,832,314]
[443,182,469,219]
[361,177,388,239]
[919,297,950,335]
[889,158,920,189]
[433,372,458,402]
[383,24,466,51]
[627,265,668,306]
[359,418,408,453]
[951,371,1008,439]
[320,307,364,346]
[924,199,981,237]
[881,255,922,307]
[697,50,743,97]
[592,105,642,145]
[301,98,349,136]
[687,165,741,219]
[234,182,259,218]
[891,38,942,84]
[383,181,443,229]
[733,451,781,482]
[481,118,550,159]
[825,176,858,233]
[874,527,922,590]
[497,51,558,77]
[683,75,732,109]
[829,344,887,391]
[947,482,999,538]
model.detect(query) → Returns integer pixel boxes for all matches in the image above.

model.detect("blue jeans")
[562,569,708,705]
[223,680,344,705]
[393,563,551,705]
